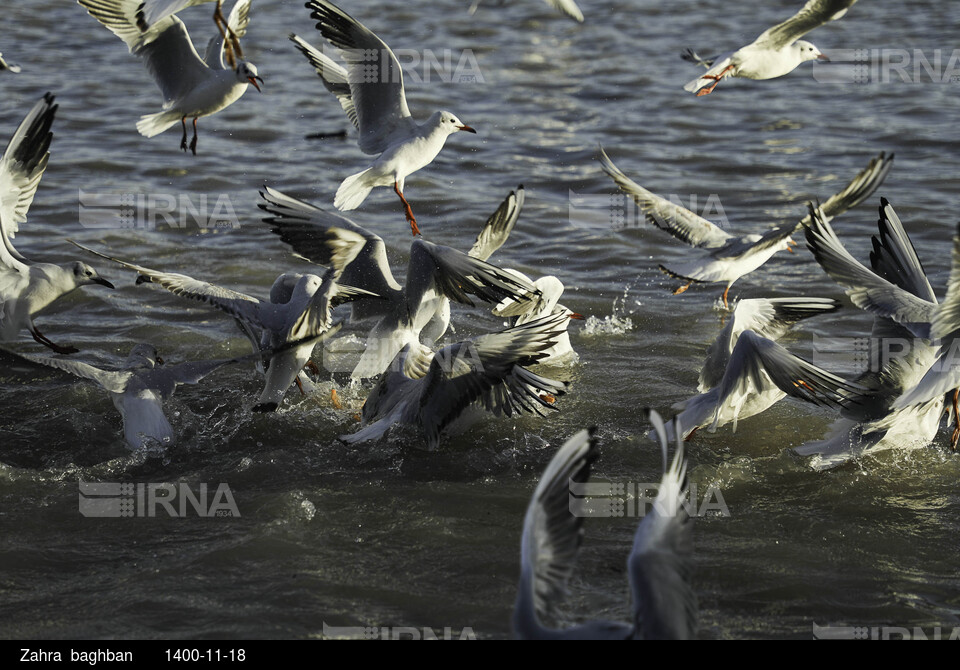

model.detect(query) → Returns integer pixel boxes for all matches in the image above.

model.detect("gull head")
[236,61,264,91]
[795,40,828,63]
[435,110,477,136]
[71,262,115,289]
[126,344,163,370]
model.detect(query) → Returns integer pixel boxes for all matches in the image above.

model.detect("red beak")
[457,125,477,134]
[248,76,263,92]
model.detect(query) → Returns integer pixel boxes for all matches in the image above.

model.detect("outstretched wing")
[79,0,211,105]
[0,93,57,271]
[289,34,359,130]
[802,204,937,337]
[754,0,859,49]
[468,186,524,261]
[599,148,733,249]
[70,241,266,329]
[258,186,399,298]
[513,428,597,639]
[628,409,697,640]
[304,0,418,155]
[5,349,132,394]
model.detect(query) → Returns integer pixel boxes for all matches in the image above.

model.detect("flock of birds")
[0,0,954,639]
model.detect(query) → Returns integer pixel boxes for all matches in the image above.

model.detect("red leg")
[721,286,731,309]
[394,182,420,236]
[951,389,959,451]
[672,282,692,296]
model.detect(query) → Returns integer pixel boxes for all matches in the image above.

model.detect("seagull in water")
[714,203,946,469]
[683,0,858,96]
[78,0,263,155]
[664,296,840,441]
[290,0,477,236]
[258,186,539,379]
[513,411,697,639]
[0,94,114,355]
[0,52,21,73]
[4,344,262,450]
[70,242,373,412]
[341,312,570,450]
[493,271,584,365]
[599,148,893,308]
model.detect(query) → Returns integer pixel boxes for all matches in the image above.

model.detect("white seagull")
[0,94,115,355]
[717,203,945,469]
[4,343,262,450]
[290,0,477,236]
[70,242,372,411]
[664,296,840,441]
[340,312,570,450]
[683,0,858,96]
[78,0,262,154]
[493,271,584,365]
[258,186,539,379]
[0,52,21,73]
[599,148,893,308]
[513,411,697,639]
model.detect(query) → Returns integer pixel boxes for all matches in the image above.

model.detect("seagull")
[290,0,477,236]
[340,312,570,450]
[0,94,114,355]
[78,0,263,155]
[3,343,262,450]
[467,0,584,23]
[893,221,960,447]
[664,297,840,441]
[599,148,893,308]
[683,0,858,96]
[258,186,540,379]
[69,242,372,412]
[493,271,584,364]
[513,410,697,639]
[0,52,21,73]
[716,203,945,469]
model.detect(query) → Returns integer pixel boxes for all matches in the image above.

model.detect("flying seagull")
[290,0,477,236]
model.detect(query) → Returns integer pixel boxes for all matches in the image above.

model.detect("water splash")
[582,284,636,336]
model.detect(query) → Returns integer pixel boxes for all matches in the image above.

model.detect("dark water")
[1,0,959,639]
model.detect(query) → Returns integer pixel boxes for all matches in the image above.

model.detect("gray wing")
[406,238,540,313]
[754,0,859,49]
[80,0,211,103]
[289,34,358,130]
[258,186,399,297]
[720,330,871,417]
[416,312,569,449]
[699,297,841,391]
[869,197,937,304]
[136,0,204,27]
[7,350,132,394]
[932,221,960,344]
[305,0,418,155]
[0,93,56,271]
[803,204,936,337]
[628,409,696,640]
[792,152,894,233]
[468,186,524,261]
[70,241,266,328]
[513,428,597,640]
[599,147,733,249]
[204,0,251,68]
